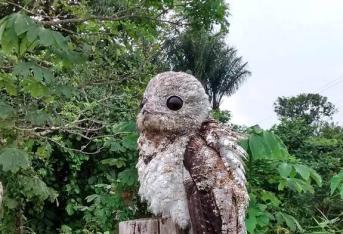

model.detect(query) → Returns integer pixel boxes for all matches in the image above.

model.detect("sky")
[221,0,343,129]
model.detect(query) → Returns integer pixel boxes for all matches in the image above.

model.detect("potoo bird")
[136,72,248,234]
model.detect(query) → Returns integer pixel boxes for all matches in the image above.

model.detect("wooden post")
[119,218,193,234]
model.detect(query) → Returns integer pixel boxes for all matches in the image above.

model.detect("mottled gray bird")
[136,72,248,234]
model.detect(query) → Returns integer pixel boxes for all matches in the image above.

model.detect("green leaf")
[85,194,99,203]
[0,76,17,96]
[246,214,257,234]
[112,121,137,132]
[56,85,74,98]
[340,187,343,199]
[256,214,269,226]
[36,143,52,160]
[294,164,310,180]
[101,158,126,168]
[286,178,314,193]
[31,65,53,82]
[330,170,343,195]
[26,110,51,126]
[278,162,292,178]
[0,148,30,173]
[60,225,73,234]
[278,179,287,191]
[309,168,322,187]
[4,197,18,209]
[13,61,32,77]
[65,202,75,215]
[19,35,30,55]
[0,101,15,119]
[0,19,7,41]
[121,132,138,150]
[118,168,137,186]
[38,27,54,47]
[245,201,271,234]
[26,25,39,42]
[14,62,53,81]
[22,79,49,97]
[248,125,264,135]
[246,129,289,160]
[289,178,302,192]
[278,212,304,232]
[1,27,19,54]
[238,138,248,152]
[108,141,125,153]
[19,175,58,201]
[52,31,68,49]
[14,13,31,36]
[260,190,281,207]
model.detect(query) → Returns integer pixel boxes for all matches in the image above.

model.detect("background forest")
[0,0,342,233]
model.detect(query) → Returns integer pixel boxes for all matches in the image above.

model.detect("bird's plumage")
[137,72,248,233]
[184,119,248,233]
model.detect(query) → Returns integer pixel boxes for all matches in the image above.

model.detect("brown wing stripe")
[184,135,223,234]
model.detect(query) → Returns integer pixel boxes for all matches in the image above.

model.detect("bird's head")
[137,71,211,134]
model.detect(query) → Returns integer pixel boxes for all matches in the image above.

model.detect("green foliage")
[165,29,251,109]
[0,1,341,233]
[273,95,343,232]
[241,126,323,233]
[331,170,343,199]
[0,148,30,173]
[274,93,336,124]
[310,212,343,233]
[211,109,231,123]
[241,125,289,160]
[0,146,58,233]
[0,0,230,232]
[0,13,78,61]
[0,101,15,120]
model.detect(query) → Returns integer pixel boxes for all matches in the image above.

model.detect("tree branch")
[38,14,188,27]
[38,14,132,26]
[5,1,35,15]
[47,137,105,155]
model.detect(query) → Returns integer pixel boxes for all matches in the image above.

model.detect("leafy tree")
[240,126,322,233]
[273,95,343,232]
[211,110,231,123]
[274,93,337,124]
[165,29,251,109]
[1,1,340,234]
[0,0,231,232]
[331,169,343,199]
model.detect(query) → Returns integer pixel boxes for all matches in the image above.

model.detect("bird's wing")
[200,119,247,189]
[183,119,248,234]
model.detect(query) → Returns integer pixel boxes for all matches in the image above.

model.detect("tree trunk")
[212,92,220,110]
[15,208,23,234]
[119,218,193,234]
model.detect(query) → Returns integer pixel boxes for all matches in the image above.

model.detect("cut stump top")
[119,218,193,234]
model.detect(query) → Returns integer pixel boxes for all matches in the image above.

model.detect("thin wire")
[316,76,343,93]
[314,75,343,93]
[257,74,343,125]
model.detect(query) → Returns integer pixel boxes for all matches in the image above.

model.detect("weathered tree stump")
[119,218,193,234]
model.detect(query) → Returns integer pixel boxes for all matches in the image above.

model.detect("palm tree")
[165,30,251,110]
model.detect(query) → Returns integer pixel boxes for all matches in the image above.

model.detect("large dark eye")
[166,96,183,111]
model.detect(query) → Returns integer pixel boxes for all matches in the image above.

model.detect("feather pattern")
[136,72,248,233]
[200,119,247,188]
[183,119,249,234]
[137,133,191,229]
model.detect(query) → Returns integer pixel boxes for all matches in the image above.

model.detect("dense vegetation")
[0,1,342,233]
[272,94,343,233]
